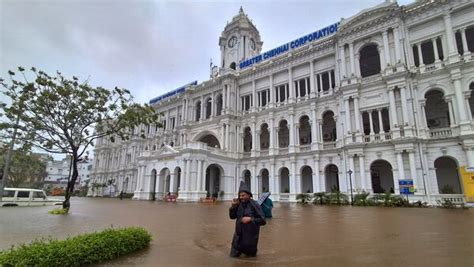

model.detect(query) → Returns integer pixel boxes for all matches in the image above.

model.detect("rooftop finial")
[239,6,244,14]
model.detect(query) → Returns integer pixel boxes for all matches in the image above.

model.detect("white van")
[1,188,63,207]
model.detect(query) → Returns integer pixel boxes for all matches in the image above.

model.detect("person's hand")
[241,216,252,224]
[231,198,239,206]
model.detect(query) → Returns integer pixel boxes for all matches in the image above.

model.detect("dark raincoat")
[229,199,266,256]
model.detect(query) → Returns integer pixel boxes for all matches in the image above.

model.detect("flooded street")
[1,197,473,266]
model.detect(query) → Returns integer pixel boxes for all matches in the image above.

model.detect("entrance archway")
[434,157,462,194]
[206,164,222,198]
[301,166,313,193]
[325,164,339,192]
[260,169,269,193]
[280,167,290,193]
[370,160,394,193]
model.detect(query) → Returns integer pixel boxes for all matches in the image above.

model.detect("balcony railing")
[299,144,311,152]
[429,127,452,138]
[322,141,336,149]
[279,148,289,155]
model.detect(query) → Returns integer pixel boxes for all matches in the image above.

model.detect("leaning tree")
[0,67,161,210]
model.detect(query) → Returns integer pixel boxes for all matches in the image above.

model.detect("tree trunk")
[63,154,79,210]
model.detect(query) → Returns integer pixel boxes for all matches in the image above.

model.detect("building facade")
[90,0,474,204]
[46,157,93,188]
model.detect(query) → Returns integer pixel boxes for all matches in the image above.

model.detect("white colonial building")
[90,0,474,204]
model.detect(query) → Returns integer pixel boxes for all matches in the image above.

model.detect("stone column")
[465,148,474,167]
[269,75,275,108]
[400,87,410,126]
[379,47,386,71]
[420,101,428,129]
[377,109,384,134]
[453,77,468,122]
[269,115,275,155]
[447,98,456,126]
[464,93,473,120]
[196,159,202,192]
[251,121,257,156]
[354,96,361,133]
[359,155,366,191]
[313,156,320,192]
[318,120,323,143]
[252,81,257,112]
[289,112,295,153]
[290,161,297,197]
[288,68,295,103]
[417,44,424,67]
[225,123,230,151]
[344,98,352,135]
[368,111,375,137]
[461,28,471,57]
[388,88,398,127]
[340,45,346,79]
[443,13,458,60]
[182,160,188,192]
[311,105,318,148]
[252,165,257,196]
[310,61,316,98]
[396,152,405,180]
[382,31,391,66]
[432,38,440,63]
[393,27,402,64]
[349,42,355,76]
[270,162,276,193]
[349,155,355,191]
[408,151,418,192]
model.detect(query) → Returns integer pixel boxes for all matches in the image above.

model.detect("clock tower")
[219,7,262,70]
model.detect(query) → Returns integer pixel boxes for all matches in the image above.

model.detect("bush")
[121,193,134,199]
[353,192,374,206]
[296,193,311,204]
[312,192,328,205]
[0,227,152,266]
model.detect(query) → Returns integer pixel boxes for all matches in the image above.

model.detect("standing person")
[229,181,266,257]
[261,196,273,218]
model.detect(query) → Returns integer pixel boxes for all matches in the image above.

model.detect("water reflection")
[0,198,473,266]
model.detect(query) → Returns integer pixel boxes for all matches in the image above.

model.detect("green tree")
[0,67,160,210]
[0,146,48,188]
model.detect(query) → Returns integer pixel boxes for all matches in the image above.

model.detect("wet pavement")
[0,197,473,266]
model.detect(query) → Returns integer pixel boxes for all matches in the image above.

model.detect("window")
[421,40,435,64]
[162,120,167,130]
[467,27,474,52]
[295,77,310,98]
[359,44,381,77]
[316,70,335,92]
[241,95,252,111]
[258,89,269,107]
[170,117,176,129]
[33,191,45,199]
[275,83,288,103]
[17,191,30,198]
[195,101,201,121]
[3,190,15,197]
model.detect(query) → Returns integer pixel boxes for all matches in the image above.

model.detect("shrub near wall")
[0,227,152,267]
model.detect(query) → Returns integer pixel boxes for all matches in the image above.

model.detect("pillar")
[359,155,366,191]
[443,13,458,59]
[354,97,361,133]
[344,98,352,134]
[453,77,468,122]
[349,43,355,76]
[382,31,391,66]
[461,28,471,57]
[340,45,346,78]
[408,151,418,191]
[417,44,424,67]
[289,112,295,152]
[393,27,402,64]
[396,152,405,180]
[400,87,410,126]
[313,157,320,192]
[388,88,398,127]
[349,155,355,192]
[288,68,294,103]
[310,61,316,98]
[368,111,375,136]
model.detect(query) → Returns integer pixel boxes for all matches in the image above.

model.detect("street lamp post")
[347,169,353,206]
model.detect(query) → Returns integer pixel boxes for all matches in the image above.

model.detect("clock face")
[228,36,238,48]
[250,38,256,50]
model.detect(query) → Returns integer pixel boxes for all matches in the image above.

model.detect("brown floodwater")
[0,197,473,266]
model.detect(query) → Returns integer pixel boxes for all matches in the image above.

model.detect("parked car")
[1,188,63,207]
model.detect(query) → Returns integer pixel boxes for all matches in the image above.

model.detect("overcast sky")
[1,0,413,105]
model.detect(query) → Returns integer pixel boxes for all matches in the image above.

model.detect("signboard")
[149,81,198,105]
[239,22,340,70]
[399,179,415,195]
[459,166,474,203]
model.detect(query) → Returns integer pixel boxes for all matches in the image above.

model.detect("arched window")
[216,94,223,116]
[299,115,311,145]
[435,157,462,194]
[230,62,236,70]
[370,160,394,193]
[243,127,252,152]
[195,101,201,122]
[322,111,336,142]
[205,98,212,119]
[425,90,450,129]
[359,44,381,77]
[260,124,270,150]
[278,120,289,148]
